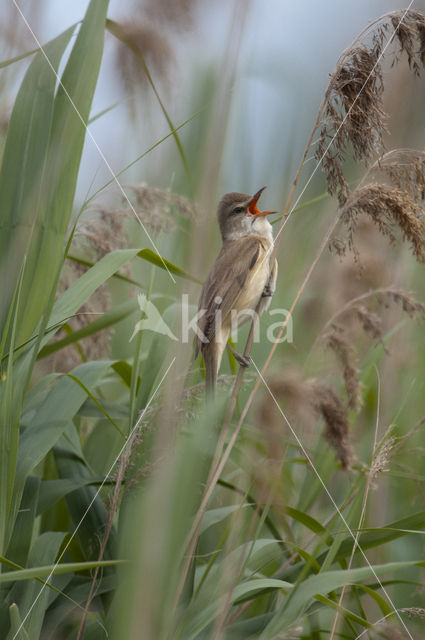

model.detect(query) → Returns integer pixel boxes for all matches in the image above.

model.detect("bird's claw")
[262,285,273,297]
[234,353,251,368]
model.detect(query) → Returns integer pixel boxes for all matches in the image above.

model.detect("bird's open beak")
[247,186,278,217]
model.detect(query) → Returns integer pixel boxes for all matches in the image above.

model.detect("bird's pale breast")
[226,241,272,328]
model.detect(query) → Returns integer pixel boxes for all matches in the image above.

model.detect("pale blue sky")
[3,0,425,205]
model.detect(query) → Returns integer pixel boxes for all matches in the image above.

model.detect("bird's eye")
[233,206,245,214]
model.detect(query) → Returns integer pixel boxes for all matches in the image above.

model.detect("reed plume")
[317,10,425,205]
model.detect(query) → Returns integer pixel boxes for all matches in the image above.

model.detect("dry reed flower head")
[125,183,195,235]
[317,10,425,206]
[114,0,197,95]
[258,371,313,434]
[355,304,383,340]
[374,149,425,197]
[318,45,385,205]
[315,288,425,412]
[258,372,352,469]
[75,205,130,258]
[380,288,425,319]
[370,431,396,483]
[340,182,425,264]
[308,215,391,331]
[399,607,425,619]
[324,326,362,412]
[310,380,353,470]
[144,0,196,29]
[371,624,407,640]
[322,288,425,334]
[331,149,425,263]
[115,20,173,93]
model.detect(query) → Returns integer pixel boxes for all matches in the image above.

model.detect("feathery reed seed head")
[125,183,195,235]
[259,373,352,469]
[310,380,353,470]
[115,20,172,92]
[341,183,425,263]
[325,327,362,412]
[317,10,425,205]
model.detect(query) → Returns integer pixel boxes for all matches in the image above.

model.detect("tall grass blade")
[0,26,74,339]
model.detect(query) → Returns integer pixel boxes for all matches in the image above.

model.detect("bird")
[195,187,278,395]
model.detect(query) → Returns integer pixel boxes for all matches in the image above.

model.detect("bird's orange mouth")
[247,186,278,217]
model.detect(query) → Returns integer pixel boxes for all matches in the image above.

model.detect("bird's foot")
[227,342,252,368]
[262,285,273,298]
[235,353,251,368]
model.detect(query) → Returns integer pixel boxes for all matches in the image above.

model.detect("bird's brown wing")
[195,236,262,356]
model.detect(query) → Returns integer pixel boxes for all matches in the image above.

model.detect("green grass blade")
[106,19,193,189]
[7,361,113,544]
[67,254,144,287]
[0,26,75,338]
[37,299,138,360]
[2,250,143,365]
[6,477,40,569]
[3,532,66,639]
[47,249,142,339]
[65,373,125,437]
[14,0,108,347]
[271,191,330,224]
[8,603,29,640]
[0,559,124,583]
[137,249,202,284]
[0,49,38,69]
[37,478,110,515]
[54,424,117,563]
[285,506,333,545]
[0,261,27,557]
[85,107,205,204]
[261,561,425,637]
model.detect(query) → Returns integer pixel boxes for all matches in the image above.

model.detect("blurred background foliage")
[1,0,425,638]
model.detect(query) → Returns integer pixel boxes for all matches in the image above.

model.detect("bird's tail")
[204,347,217,398]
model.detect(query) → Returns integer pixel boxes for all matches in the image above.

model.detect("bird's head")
[216,187,277,241]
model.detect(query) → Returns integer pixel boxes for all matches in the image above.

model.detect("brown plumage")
[196,188,278,395]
